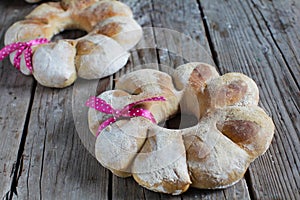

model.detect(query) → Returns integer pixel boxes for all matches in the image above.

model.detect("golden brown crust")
[25,2,66,22]
[94,22,122,38]
[218,120,260,144]
[75,1,133,31]
[189,63,218,92]
[61,0,99,10]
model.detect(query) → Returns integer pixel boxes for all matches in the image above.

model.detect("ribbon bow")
[0,38,49,71]
[85,96,166,136]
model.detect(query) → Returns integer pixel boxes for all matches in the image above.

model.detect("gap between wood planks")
[196,0,220,70]
[6,81,37,200]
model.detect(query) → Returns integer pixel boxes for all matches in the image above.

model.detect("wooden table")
[0,0,299,199]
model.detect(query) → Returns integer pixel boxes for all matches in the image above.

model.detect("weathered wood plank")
[251,0,300,80]
[13,84,110,200]
[200,0,300,199]
[0,1,37,199]
[182,179,250,200]
[0,57,33,200]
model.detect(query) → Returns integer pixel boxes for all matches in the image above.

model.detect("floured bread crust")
[132,126,191,195]
[88,63,274,194]
[5,0,142,88]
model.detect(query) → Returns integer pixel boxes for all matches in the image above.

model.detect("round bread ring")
[88,62,274,194]
[4,0,142,88]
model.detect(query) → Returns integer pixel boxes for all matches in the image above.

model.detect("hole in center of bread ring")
[158,113,198,130]
[51,29,88,42]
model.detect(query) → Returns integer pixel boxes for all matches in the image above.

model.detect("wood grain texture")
[13,85,110,200]
[200,0,300,199]
[251,0,300,80]
[0,1,37,199]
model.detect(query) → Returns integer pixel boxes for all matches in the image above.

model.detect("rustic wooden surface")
[0,0,299,199]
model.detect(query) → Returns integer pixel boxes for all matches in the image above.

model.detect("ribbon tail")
[24,47,33,71]
[13,45,26,70]
[97,117,116,136]
[129,108,156,123]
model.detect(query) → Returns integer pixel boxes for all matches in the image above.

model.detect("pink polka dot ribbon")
[85,96,166,136]
[0,38,49,71]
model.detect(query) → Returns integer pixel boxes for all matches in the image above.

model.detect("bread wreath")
[4,0,142,88]
[87,62,274,195]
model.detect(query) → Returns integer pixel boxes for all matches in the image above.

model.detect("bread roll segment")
[132,126,191,195]
[75,34,130,79]
[32,40,77,88]
[95,118,150,178]
[184,105,274,189]
[89,62,275,195]
[93,16,143,51]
